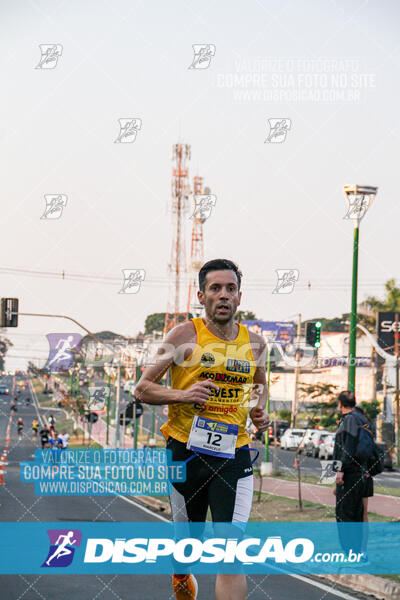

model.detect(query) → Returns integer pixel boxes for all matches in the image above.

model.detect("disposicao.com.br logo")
[42,529,82,567]
[14,522,396,575]
[83,535,315,565]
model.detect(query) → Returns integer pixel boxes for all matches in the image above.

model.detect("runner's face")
[198,270,241,324]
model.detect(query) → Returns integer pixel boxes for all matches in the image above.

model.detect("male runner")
[135,259,269,600]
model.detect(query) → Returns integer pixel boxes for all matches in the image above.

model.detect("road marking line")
[28,381,44,427]
[291,575,358,599]
[116,494,170,522]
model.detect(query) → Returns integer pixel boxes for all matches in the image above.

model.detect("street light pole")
[348,224,359,392]
[114,365,121,448]
[343,185,378,393]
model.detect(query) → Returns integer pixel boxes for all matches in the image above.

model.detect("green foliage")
[298,382,339,403]
[360,399,381,422]
[145,313,193,335]
[235,311,258,322]
[303,280,400,335]
[299,382,340,431]
[80,331,125,347]
[304,317,346,332]
[144,313,166,335]
[278,409,292,422]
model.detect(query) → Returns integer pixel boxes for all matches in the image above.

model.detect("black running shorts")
[166,436,254,523]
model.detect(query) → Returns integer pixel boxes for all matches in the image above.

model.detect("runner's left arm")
[248,334,270,432]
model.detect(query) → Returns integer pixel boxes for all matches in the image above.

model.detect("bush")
[278,409,291,422]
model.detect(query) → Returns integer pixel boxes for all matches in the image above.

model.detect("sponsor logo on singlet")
[200,353,215,367]
[193,402,238,415]
[226,359,250,374]
[199,371,248,384]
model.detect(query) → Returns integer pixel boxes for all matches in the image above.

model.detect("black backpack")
[355,423,383,476]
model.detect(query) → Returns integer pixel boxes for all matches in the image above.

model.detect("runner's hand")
[180,380,219,404]
[250,406,270,432]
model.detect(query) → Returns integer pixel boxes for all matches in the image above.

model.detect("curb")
[319,574,400,600]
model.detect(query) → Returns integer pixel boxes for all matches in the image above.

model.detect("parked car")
[0,385,9,395]
[297,429,316,454]
[376,442,393,471]
[305,430,330,458]
[319,434,336,460]
[268,420,290,442]
[280,428,304,450]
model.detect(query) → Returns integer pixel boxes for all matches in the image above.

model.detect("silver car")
[280,428,304,450]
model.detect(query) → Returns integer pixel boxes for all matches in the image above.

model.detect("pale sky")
[1,0,399,369]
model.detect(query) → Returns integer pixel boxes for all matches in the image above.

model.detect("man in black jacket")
[333,390,370,525]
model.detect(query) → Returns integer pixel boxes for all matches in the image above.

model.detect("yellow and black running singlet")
[160,318,256,447]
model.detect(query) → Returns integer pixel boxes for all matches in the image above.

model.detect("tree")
[80,330,125,348]
[278,409,291,422]
[303,317,346,333]
[298,382,340,429]
[144,313,193,335]
[359,278,400,331]
[0,336,13,371]
[360,399,381,423]
[144,313,166,335]
[235,311,258,322]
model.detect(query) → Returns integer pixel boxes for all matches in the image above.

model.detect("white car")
[297,429,315,454]
[280,429,304,450]
[319,434,336,460]
[305,430,330,458]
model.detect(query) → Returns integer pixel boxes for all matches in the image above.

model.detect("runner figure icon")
[45,531,77,566]
[47,335,74,367]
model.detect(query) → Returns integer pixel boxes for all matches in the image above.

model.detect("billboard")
[377,312,400,355]
[242,321,295,347]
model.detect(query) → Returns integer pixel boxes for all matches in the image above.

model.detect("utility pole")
[291,314,302,428]
[114,365,121,448]
[371,347,377,402]
[395,313,400,465]
[264,344,271,462]
[343,185,378,392]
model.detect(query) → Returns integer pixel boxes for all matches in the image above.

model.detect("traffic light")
[305,321,322,348]
[1,298,19,327]
[86,412,99,423]
[121,401,143,424]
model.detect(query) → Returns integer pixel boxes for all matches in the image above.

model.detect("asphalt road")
[0,376,370,599]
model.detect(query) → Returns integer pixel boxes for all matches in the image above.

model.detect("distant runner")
[32,419,39,438]
[17,418,24,439]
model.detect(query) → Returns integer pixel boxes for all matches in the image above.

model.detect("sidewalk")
[261,477,400,519]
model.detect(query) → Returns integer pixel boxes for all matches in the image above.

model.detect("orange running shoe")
[172,574,198,599]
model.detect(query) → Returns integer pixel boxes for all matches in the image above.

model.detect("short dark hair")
[337,390,356,408]
[198,259,242,292]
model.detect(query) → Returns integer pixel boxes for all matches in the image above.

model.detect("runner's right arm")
[134,322,218,406]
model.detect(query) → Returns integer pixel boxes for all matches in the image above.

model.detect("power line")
[0,265,388,291]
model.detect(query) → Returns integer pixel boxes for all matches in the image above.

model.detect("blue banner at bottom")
[0,522,398,574]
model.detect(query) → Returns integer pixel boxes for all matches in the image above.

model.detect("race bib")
[187,416,238,459]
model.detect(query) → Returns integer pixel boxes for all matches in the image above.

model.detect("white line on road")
[116,494,170,522]
[27,380,44,428]
[291,575,358,600]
